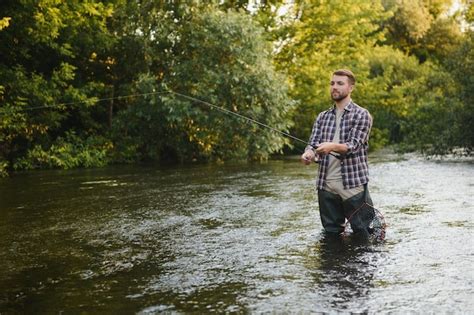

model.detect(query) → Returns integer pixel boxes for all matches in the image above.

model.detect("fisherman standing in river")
[301,69,374,236]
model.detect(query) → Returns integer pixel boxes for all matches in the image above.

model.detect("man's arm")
[343,110,372,155]
[315,142,348,155]
[301,114,322,164]
[316,110,372,156]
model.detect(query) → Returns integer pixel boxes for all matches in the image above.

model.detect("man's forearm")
[315,142,348,155]
[331,143,349,154]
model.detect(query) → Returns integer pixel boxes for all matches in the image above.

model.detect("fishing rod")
[170,91,307,145]
[167,90,341,161]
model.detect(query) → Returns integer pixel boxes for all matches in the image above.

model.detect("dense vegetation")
[0,0,472,176]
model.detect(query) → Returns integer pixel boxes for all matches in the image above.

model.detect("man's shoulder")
[318,106,335,118]
[349,102,371,116]
[350,101,367,111]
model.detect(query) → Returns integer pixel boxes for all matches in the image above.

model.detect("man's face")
[330,75,353,102]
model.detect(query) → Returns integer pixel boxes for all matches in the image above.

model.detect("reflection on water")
[0,154,473,313]
[304,233,384,313]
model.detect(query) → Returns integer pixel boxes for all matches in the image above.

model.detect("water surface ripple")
[0,153,473,313]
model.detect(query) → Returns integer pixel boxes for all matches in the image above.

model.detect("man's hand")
[315,142,335,155]
[301,150,316,165]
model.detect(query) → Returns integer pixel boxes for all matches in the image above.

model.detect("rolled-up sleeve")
[343,110,372,155]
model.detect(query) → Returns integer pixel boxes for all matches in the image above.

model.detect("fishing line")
[0,90,171,112]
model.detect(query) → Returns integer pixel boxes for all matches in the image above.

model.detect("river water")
[0,152,473,313]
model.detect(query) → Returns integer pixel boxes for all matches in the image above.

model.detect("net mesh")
[344,203,386,241]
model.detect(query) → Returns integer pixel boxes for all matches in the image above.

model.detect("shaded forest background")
[0,0,473,176]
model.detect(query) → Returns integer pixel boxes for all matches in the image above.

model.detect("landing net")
[344,202,386,241]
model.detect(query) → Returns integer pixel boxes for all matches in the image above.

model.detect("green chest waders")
[318,184,374,237]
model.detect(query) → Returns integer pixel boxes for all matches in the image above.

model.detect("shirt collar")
[331,99,354,113]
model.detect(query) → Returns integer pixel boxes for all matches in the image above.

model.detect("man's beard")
[331,91,348,101]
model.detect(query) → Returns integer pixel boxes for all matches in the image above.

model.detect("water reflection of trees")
[304,233,383,312]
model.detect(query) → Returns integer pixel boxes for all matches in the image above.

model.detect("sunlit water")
[0,153,473,313]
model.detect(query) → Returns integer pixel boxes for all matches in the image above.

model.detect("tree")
[111,7,294,162]
[382,0,463,62]
[0,0,116,174]
[385,0,474,154]
[274,0,390,147]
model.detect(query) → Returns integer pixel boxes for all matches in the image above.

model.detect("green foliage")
[436,29,474,154]
[111,8,294,162]
[0,17,11,31]
[466,1,474,23]
[13,132,112,170]
[0,0,472,176]
[382,0,463,62]
[356,46,434,144]
[0,159,8,177]
[0,0,117,175]
[171,8,294,160]
[275,0,391,148]
[271,0,472,155]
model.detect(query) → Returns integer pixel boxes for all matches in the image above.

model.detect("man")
[301,69,374,236]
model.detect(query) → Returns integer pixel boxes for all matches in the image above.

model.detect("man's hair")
[333,69,356,85]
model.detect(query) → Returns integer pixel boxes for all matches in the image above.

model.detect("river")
[0,152,473,313]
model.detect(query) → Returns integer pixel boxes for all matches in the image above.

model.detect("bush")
[13,132,112,170]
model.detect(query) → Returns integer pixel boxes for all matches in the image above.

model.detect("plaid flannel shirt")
[306,101,372,190]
